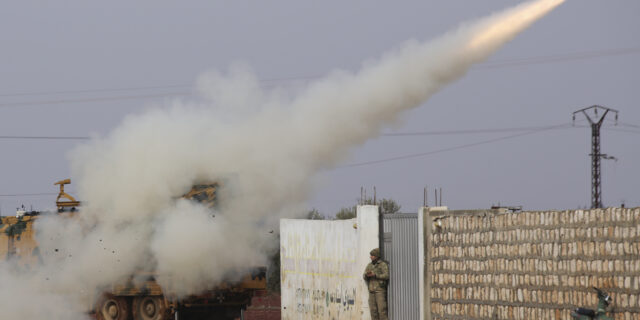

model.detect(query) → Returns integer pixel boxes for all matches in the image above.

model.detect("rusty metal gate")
[382,212,425,320]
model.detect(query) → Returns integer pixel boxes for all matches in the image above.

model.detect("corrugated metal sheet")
[383,213,421,320]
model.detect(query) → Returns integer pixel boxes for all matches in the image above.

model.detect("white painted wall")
[280,205,379,320]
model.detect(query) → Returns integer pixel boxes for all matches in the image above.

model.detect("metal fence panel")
[383,213,421,320]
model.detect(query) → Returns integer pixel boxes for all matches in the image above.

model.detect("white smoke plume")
[0,0,563,318]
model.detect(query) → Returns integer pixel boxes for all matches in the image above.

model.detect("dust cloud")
[0,0,563,318]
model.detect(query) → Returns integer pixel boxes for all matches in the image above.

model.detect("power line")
[0,193,58,197]
[0,76,319,98]
[0,77,319,101]
[1,47,638,107]
[477,47,640,69]
[599,120,640,133]
[604,128,640,135]
[0,136,90,140]
[0,122,586,140]
[618,121,640,129]
[340,123,571,168]
[0,92,188,108]
[0,84,190,98]
[381,124,573,136]
[0,83,317,108]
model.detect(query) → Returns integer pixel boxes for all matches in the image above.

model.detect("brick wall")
[428,208,640,320]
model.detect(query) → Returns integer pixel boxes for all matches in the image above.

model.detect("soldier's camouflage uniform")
[364,249,389,320]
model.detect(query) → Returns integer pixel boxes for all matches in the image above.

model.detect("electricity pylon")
[573,105,618,209]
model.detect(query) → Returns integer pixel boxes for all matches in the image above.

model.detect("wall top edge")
[383,213,418,219]
[427,207,639,218]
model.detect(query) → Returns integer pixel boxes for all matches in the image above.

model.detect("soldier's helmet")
[370,248,381,257]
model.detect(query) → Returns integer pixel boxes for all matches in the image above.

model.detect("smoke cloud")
[0,0,563,318]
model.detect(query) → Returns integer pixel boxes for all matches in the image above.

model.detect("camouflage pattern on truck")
[0,214,41,269]
[0,180,267,320]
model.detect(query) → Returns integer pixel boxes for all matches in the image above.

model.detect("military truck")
[0,179,267,320]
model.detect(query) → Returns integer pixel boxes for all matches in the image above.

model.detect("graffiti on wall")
[281,220,366,319]
[294,286,357,316]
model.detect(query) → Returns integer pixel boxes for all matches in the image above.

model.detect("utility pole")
[573,105,618,209]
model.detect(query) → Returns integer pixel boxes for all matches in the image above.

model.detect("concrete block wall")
[428,208,640,320]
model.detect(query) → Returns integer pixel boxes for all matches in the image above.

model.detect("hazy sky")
[1,0,638,216]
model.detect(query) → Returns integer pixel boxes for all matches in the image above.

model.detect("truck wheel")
[96,294,129,320]
[132,296,168,320]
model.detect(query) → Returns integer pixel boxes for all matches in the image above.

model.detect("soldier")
[363,248,389,320]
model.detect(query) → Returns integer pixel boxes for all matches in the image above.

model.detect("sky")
[1,0,639,217]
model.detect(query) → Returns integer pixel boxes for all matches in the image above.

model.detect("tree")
[334,206,356,220]
[377,198,401,215]
[333,197,401,220]
[306,208,325,220]
[361,197,401,215]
